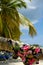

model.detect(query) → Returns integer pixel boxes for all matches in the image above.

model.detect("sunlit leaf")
[19,13,36,36]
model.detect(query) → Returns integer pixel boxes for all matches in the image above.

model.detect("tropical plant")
[0,0,36,41]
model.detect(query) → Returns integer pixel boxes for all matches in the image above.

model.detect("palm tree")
[0,0,36,41]
[0,0,37,53]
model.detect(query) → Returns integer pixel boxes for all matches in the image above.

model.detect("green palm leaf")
[19,13,36,36]
[0,0,36,41]
[7,0,26,8]
[0,14,21,40]
[0,15,3,35]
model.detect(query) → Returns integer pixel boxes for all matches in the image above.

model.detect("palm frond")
[7,0,26,8]
[19,13,37,36]
[0,15,3,34]
[0,12,21,40]
[0,0,36,41]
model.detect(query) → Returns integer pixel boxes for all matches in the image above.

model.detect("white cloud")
[25,0,37,9]
[25,0,37,10]
[27,6,37,9]
[32,20,39,24]
[20,24,28,30]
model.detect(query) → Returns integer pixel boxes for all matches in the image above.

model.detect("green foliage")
[32,44,40,47]
[19,13,36,37]
[0,0,36,41]
[14,43,20,51]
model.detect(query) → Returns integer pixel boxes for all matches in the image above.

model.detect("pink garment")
[18,51,23,58]
[27,50,32,54]
[22,45,30,51]
[18,51,25,62]
[22,57,26,62]
[24,52,27,56]
[28,58,35,65]
[35,47,40,53]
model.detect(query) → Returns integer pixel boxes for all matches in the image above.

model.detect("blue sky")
[19,0,43,46]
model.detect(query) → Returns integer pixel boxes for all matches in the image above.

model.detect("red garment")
[18,51,23,58]
[17,45,41,65]
[22,45,30,51]
[22,57,26,62]
[18,51,25,62]
[35,47,40,53]
[27,50,32,54]
[28,58,35,65]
